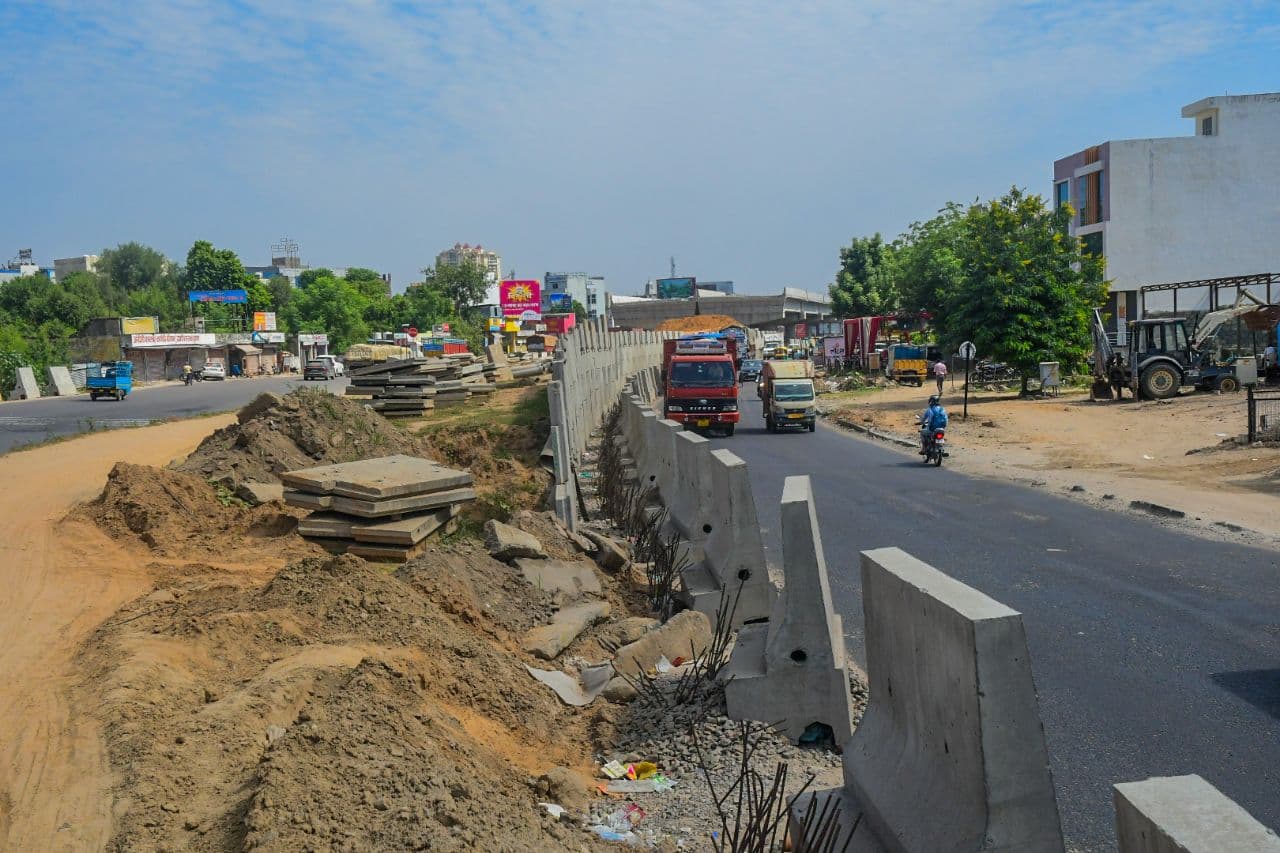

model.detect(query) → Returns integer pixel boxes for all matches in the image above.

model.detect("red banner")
[499,280,541,319]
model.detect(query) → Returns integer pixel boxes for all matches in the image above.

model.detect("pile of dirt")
[175,388,432,489]
[655,314,745,333]
[79,548,612,852]
[82,461,317,561]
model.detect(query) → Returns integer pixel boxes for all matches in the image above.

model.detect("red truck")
[661,335,740,436]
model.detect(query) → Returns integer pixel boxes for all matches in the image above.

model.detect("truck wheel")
[807,421,816,433]
[766,419,775,433]
[1216,375,1239,393]
[1140,364,1180,400]
[724,424,735,437]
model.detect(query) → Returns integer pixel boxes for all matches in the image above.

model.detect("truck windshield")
[671,361,734,388]
[774,381,814,401]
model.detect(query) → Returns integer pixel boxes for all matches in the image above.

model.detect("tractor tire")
[1140,364,1180,400]
[1216,375,1240,393]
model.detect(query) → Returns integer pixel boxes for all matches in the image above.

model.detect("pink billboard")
[500,280,541,319]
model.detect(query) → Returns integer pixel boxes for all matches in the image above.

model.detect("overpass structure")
[610,287,834,333]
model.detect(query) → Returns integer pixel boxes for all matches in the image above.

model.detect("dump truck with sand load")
[760,360,816,432]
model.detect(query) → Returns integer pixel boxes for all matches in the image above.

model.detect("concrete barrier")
[652,419,682,506]
[47,365,77,396]
[1114,775,1280,852]
[810,546,1064,853]
[634,410,661,492]
[13,366,41,400]
[668,431,714,541]
[723,476,855,745]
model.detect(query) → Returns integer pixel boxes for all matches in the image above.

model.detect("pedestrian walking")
[932,359,947,394]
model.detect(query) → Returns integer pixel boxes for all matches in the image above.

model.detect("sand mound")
[175,388,431,489]
[83,461,318,562]
[80,549,610,851]
[655,314,745,333]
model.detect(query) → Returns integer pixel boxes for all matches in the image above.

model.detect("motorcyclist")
[182,364,193,386]
[918,394,948,454]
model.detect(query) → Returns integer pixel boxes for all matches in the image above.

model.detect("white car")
[316,355,345,377]
[201,361,227,380]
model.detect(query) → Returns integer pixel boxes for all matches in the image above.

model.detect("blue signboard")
[547,292,572,310]
[188,289,249,303]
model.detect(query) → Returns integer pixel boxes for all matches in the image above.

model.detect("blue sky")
[2,1,1277,295]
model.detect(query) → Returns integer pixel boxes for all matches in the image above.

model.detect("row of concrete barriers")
[549,339,1280,851]
[8,365,77,400]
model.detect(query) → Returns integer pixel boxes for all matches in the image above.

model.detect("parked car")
[304,359,336,380]
[739,358,764,383]
[202,361,227,381]
[316,355,345,377]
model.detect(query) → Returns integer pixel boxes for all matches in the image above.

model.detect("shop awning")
[232,344,262,355]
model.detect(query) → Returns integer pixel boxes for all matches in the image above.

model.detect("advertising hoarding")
[547,292,572,311]
[130,333,216,347]
[253,311,277,332]
[120,316,158,334]
[543,314,577,335]
[656,277,696,299]
[188,289,249,303]
[297,333,329,345]
[499,280,542,320]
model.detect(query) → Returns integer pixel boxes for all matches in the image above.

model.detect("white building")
[53,255,99,281]
[1053,93,1280,335]
[436,242,502,284]
[543,272,608,319]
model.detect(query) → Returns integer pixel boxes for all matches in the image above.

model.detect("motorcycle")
[183,371,194,386]
[923,429,947,467]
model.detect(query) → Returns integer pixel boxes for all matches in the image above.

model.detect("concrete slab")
[485,519,547,561]
[522,601,611,660]
[329,486,476,519]
[351,505,458,545]
[1114,775,1280,853]
[283,490,334,510]
[13,366,41,399]
[837,546,1064,853]
[281,454,472,499]
[612,610,712,678]
[514,558,602,598]
[236,481,285,506]
[723,476,855,746]
[298,512,354,539]
[46,365,76,396]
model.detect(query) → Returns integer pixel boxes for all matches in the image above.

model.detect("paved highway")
[0,376,347,453]
[708,390,1280,851]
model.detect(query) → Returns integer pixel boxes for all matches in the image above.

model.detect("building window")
[1077,177,1088,223]
[1081,232,1103,257]
[1055,181,1069,211]
[1201,115,1214,136]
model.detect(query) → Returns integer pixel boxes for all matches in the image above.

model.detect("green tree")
[98,242,173,304]
[829,234,898,317]
[940,187,1107,392]
[571,300,588,321]
[344,268,389,301]
[285,275,369,351]
[297,268,334,289]
[185,240,248,293]
[421,261,488,310]
[246,278,274,313]
[894,203,966,315]
[266,277,295,319]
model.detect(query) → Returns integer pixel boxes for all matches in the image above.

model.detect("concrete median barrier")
[1114,775,1280,852]
[804,546,1063,853]
[669,431,714,541]
[722,476,855,746]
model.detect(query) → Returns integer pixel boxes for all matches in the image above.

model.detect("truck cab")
[760,360,816,433]
[662,335,740,436]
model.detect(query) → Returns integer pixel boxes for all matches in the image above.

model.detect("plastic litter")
[538,802,566,820]
[654,655,672,674]
[601,760,628,779]
[590,826,635,842]
[627,761,658,780]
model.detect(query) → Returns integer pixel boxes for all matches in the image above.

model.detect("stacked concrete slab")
[793,546,1065,852]
[283,455,476,561]
[1113,775,1280,852]
[722,476,855,745]
[344,355,498,417]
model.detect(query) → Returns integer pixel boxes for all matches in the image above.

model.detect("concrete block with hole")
[1114,775,1280,853]
[652,418,682,506]
[679,448,776,628]
[668,431,714,541]
[13,366,41,399]
[46,365,77,396]
[722,475,855,746]
[794,546,1064,853]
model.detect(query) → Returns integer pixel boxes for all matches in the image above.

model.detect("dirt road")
[0,416,234,850]
[821,381,1280,544]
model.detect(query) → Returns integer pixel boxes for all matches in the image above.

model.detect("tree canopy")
[829,234,898,317]
[421,261,488,311]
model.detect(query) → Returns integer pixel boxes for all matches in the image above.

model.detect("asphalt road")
[707,390,1280,851]
[0,376,347,453]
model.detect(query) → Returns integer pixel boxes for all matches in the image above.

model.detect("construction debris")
[284,455,476,560]
[343,354,499,417]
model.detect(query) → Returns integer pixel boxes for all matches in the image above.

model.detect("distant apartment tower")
[53,254,99,281]
[1053,92,1280,339]
[437,242,502,284]
[544,272,608,319]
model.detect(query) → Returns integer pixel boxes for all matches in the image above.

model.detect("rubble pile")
[344,354,499,418]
